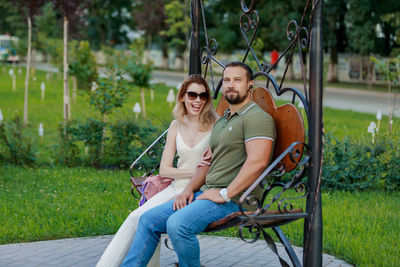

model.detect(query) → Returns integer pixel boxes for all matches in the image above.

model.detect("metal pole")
[189,0,201,75]
[303,0,323,266]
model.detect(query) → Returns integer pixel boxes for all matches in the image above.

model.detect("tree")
[86,0,134,49]
[0,1,26,38]
[89,67,129,157]
[11,0,45,126]
[69,40,98,102]
[324,0,348,82]
[161,0,190,70]
[370,55,400,134]
[346,0,400,86]
[124,39,153,118]
[51,0,88,123]
[132,0,166,61]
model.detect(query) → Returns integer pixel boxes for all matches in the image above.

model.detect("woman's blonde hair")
[173,74,217,131]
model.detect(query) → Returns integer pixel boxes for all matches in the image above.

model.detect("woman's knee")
[137,209,156,229]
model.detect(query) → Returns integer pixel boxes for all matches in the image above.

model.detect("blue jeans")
[121,190,240,267]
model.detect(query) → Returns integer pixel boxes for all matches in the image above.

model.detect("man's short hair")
[223,61,253,82]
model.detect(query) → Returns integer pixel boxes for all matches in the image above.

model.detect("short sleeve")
[244,108,276,143]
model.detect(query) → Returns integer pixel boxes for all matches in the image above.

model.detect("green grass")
[1,165,399,266]
[0,166,135,243]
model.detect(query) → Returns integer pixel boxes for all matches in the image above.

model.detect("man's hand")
[173,189,194,210]
[196,188,225,203]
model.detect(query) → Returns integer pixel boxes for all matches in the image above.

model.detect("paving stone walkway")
[0,235,352,267]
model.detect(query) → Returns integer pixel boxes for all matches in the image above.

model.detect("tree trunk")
[328,45,338,82]
[12,60,16,91]
[162,40,169,69]
[144,34,152,64]
[23,16,32,126]
[367,59,373,89]
[140,88,146,118]
[285,55,295,80]
[63,16,71,122]
[72,75,77,103]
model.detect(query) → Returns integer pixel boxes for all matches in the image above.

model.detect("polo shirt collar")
[224,101,256,120]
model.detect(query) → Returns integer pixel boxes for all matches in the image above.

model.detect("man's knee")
[166,213,188,237]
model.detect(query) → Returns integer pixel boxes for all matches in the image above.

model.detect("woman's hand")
[173,189,194,210]
[197,148,212,167]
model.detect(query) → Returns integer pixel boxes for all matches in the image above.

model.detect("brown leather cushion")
[215,87,305,172]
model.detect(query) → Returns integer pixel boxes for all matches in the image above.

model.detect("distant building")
[0,34,19,62]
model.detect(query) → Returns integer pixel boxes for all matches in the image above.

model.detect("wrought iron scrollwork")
[244,142,310,216]
[129,129,169,178]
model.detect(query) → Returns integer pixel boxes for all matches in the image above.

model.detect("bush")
[322,134,400,191]
[78,119,106,167]
[57,119,105,167]
[56,119,162,169]
[108,120,159,168]
[0,116,36,166]
[55,121,80,167]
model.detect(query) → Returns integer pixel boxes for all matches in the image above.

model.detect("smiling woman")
[96,74,217,267]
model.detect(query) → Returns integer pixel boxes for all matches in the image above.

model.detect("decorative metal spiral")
[277,181,308,213]
[239,223,261,243]
[240,0,256,14]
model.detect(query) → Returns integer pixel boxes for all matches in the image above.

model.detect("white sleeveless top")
[172,127,211,191]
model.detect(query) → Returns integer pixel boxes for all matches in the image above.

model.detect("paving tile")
[0,235,353,267]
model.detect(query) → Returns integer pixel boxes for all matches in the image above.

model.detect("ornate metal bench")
[130,0,323,266]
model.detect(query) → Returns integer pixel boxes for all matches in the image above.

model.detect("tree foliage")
[124,39,153,89]
[133,0,166,47]
[69,40,98,91]
[89,68,129,119]
[161,0,190,51]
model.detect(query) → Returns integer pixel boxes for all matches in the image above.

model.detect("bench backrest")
[215,86,305,172]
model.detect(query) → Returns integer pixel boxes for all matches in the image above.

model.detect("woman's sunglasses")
[186,91,209,101]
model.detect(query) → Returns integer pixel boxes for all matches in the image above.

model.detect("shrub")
[0,116,36,166]
[55,121,80,167]
[108,120,158,168]
[322,134,400,191]
[56,119,162,169]
[78,119,106,167]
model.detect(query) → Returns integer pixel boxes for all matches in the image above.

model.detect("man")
[122,61,276,267]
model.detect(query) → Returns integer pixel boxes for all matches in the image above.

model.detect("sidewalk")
[0,235,352,267]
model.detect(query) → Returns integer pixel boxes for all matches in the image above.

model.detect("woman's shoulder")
[168,120,179,136]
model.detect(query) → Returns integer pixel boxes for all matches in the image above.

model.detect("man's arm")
[196,139,273,203]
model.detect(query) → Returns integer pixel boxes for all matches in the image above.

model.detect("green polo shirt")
[200,101,276,210]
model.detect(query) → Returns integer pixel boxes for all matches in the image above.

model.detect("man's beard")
[224,90,248,104]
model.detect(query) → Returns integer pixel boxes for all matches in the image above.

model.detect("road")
[152,70,399,118]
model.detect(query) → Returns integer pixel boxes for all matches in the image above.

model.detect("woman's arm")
[159,120,195,179]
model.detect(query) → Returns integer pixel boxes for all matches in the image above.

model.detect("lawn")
[0,166,399,266]
[0,65,399,266]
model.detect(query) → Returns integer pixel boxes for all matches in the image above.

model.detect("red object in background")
[271,49,279,65]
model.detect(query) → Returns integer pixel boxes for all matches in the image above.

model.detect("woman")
[97,74,217,267]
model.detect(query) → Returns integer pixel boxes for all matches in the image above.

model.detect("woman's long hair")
[173,74,217,131]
